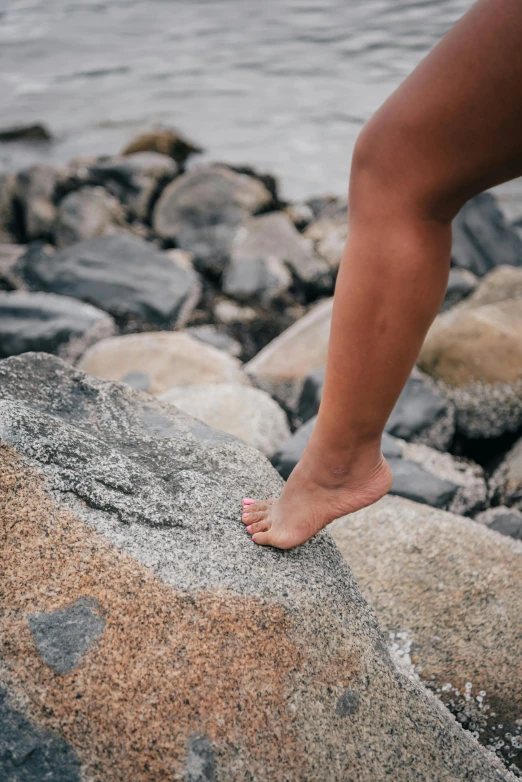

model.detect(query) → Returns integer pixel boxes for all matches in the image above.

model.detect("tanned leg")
[244,0,522,549]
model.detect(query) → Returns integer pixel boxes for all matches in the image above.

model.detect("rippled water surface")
[0,0,501,200]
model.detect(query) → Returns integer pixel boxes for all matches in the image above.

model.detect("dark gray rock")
[28,597,106,675]
[491,437,522,510]
[0,291,116,363]
[18,233,201,331]
[385,372,455,450]
[451,193,522,277]
[13,165,62,242]
[442,268,478,311]
[185,735,216,782]
[298,368,455,450]
[153,165,273,276]
[0,687,81,782]
[223,212,330,300]
[55,186,125,248]
[87,152,178,222]
[0,123,52,142]
[476,507,522,540]
[271,416,401,480]
[121,370,151,391]
[388,458,458,509]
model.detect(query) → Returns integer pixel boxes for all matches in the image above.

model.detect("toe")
[242,510,268,525]
[242,497,256,507]
[246,520,269,534]
[251,530,273,546]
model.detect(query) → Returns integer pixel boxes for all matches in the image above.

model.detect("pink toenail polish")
[243,513,251,520]
[246,525,252,533]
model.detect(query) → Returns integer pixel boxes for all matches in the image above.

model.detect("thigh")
[365,0,522,220]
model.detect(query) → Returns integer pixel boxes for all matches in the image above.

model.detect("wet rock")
[78,331,246,395]
[87,152,178,222]
[28,597,106,675]
[298,367,455,451]
[13,164,62,242]
[0,290,116,363]
[55,186,125,248]
[451,192,522,277]
[475,506,522,540]
[303,197,348,271]
[0,352,514,781]
[331,495,522,771]
[246,297,333,409]
[442,268,478,311]
[161,383,290,456]
[223,212,330,300]
[0,687,82,781]
[0,123,52,142]
[491,436,522,510]
[18,233,201,331]
[153,165,273,276]
[419,282,522,438]
[122,127,203,165]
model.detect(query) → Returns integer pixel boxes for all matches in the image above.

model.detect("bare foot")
[242,444,392,549]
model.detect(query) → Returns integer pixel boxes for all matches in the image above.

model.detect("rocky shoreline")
[1,128,522,779]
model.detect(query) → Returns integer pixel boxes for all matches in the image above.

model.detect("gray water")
[1,0,517,206]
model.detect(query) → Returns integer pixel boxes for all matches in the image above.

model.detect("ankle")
[297,434,386,489]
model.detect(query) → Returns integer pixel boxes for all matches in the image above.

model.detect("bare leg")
[244,0,522,549]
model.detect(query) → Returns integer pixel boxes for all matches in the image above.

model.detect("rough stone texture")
[330,495,522,772]
[28,597,106,675]
[0,687,82,781]
[87,152,178,222]
[451,192,522,277]
[18,233,201,331]
[223,212,330,299]
[475,507,522,541]
[442,268,478,312]
[0,353,514,781]
[0,243,26,290]
[400,441,488,516]
[491,436,522,510]
[246,297,333,409]
[79,331,246,395]
[0,290,116,363]
[298,367,455,451]
[419,297,522,438]
[161,382,290,457]
[55,186,125,248]
[122,128,203,164]
[303,197,348,271]
[153,165,273,276]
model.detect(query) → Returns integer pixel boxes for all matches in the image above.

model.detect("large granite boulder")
[78,331,247,395]
[160,382,290,456]
[223,212,331,300]
[0,291,115,363]
[451,192,522,277]
[54,186,125,248]
[331,496,522,772]
[153,165,273,276]
[17,233,201,331]
[419,270,522,438]
[246,297,333,409]
[0,353,514,781]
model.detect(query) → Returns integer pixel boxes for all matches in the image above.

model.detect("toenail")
[243,513,251,520]
[246,525,252,533]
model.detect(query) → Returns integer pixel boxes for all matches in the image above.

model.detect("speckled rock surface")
[331,496,522,773]
[246,297,333,409]
[401,441,487,516]
[160,382,290,456]
[0,353,514,781]
[491,436,522,510]
[0,291,116,363]
[78,331,247,395]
